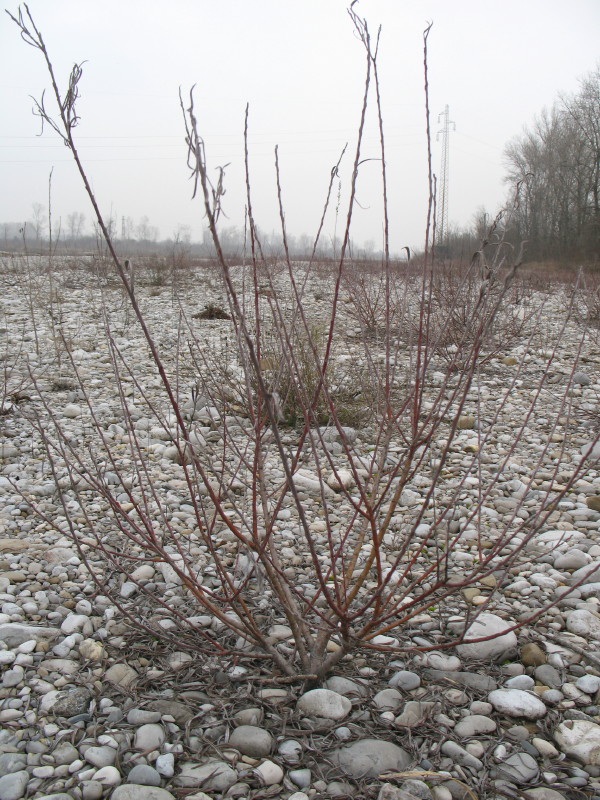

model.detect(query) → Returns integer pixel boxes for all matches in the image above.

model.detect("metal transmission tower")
[436,104,455,247]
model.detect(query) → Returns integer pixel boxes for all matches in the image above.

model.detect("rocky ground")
[2,259,600,800]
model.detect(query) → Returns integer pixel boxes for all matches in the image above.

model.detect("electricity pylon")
[436,105,455,247]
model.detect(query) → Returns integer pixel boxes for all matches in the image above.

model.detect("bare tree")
[503,67,600,262]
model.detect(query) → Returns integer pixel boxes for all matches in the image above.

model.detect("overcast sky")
[1,0,598,253]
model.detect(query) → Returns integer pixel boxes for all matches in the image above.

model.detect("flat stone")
[453,714,497,737]
[496,751,539,782]
[534,664,562,688]
[422,668,496,691]
[176,761,238,791]
[324,676,368,697]
[554,719,600,765]
[0,538,29,553]
[394,701,436,728]
[297,689,351,721]
[488,689,547,720]
[148,699,194,724]
[127,709,162,725]
[112,788,175,800]
[523,791,567,800]
[0,754,27,774]
[228,725,273,757]
[104,662,138,687]
[0,623,60,648]
[329,738,411,778]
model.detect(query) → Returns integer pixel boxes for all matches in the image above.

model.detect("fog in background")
[1,0,599,253]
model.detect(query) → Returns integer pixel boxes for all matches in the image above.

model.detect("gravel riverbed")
[2,260,600,800]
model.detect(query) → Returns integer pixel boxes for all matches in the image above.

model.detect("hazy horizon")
[1,0,598,253]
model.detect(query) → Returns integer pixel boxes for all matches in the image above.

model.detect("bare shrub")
[9,6,600,683]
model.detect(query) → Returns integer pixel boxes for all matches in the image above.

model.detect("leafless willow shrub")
[341,261,410,339]
[427,237,544,370]
[9,5,600,682]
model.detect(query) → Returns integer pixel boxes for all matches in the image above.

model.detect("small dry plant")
[8,5,600,683]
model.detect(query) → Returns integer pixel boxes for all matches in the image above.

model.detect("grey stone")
[570,561,600,586]
[35,796,76,800]
[126,765,162,786]
[440,740,483,770]
[176,761,238,791]
[233,707,264,726]
[504,675,534,690]
[0,770,29,800]
[398,780,433,800]
[523,791,567,800]
[134,724,165,751]
[228,725,273,757]
[456,613,518,661]
[104,662,138,688]
[422,668,497,691]
[297,689,351,721]
[0,753,26,775]
[574,372,592,386]
[566,609,600,639]
[155,753,175,778]
[373,689,403,712]
[488,689,547,720]
[148,699,194,725]
[496,752,539,783]
[394,701,436,728]
[327,781,355,797]
[0,623,60,648]
[554,719,600,765]
[39,687,92,717]
[577,675,600,694]
[51,742,79,766]
[127,709,162,725]
[534,664,562,688]
[289,769,312,788]
[84,745,117,768]
[389,670,421,691]
[453,714,497,737]
[329,738,411,778]
[278,739,303,764]
[324,676,368,697]
[112,788,175,800]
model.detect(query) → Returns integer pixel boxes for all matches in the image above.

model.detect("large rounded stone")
[297,689,351,721]
[554,720,600,765]
[134,724,165,751]
[565,609,600,639]
[329,738,411,778]
[229,725,273,757]
[456,613,517,661]
[488,689,547,720]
